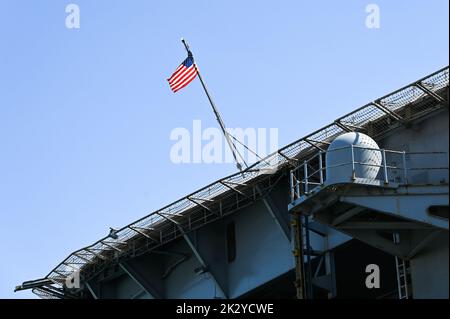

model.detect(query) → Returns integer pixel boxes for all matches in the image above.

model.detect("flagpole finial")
[181,38,191,55]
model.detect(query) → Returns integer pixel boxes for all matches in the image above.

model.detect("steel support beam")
[405,230,443,259]
[129,226,160,243]
[14,278,54,292]
[278,151,299,164]
[119,262,161,299]
[372,101,405,123]
[334,120,353,132]
[130,288,147,299]
[305,138,330,145]
[85,248,107,261]
[415,82,447,104]
[188,197,215,214]
[331,206,366,226]
[73,253,92,264]
[304,139,324,151]
[341,191,449,230]
[101,242,122,252]
[220,181,251,199]
[260,193,291,241]
[181,231,229,299]
[338,221,435,230]
[222,180,247,187]
[85,281,99,299]
[157,211,228,297]
[341,229,411,259]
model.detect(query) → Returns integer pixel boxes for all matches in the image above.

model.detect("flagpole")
[181,38,245,172]
[178,40,293,276]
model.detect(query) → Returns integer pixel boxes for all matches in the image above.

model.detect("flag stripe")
[169,66,191,85]
[167,56,198,93]
[172,72,197,92]
[172,69,197,92]
[169,63,196,85]
[168,65,187,83]
[170,66,197,88]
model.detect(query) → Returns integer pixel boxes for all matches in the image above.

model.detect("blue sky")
[0,0,448,298]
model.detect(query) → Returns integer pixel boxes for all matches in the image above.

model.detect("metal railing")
[289,146,448,202]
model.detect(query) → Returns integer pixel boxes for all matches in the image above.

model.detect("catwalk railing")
[289,146,449,202]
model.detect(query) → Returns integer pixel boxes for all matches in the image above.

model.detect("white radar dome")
[325,132,382,183]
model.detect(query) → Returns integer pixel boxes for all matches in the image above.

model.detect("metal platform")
[288,144,448,258]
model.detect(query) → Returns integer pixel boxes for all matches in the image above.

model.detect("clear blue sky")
[0,0,448,298]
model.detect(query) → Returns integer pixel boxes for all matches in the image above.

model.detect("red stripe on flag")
[169,66,192,85]
[167,63,198,92]
[170,66,197,88]
[168,65,187,84]
[172,69,197,92]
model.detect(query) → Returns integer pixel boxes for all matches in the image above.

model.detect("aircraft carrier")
[16,66,449,299]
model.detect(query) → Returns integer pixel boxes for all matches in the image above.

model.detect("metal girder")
[341,190,449,230]
[85,281,99,299]
[372,101,405,123]
[101,241,122,252]
[53,269,70,277]
[14,278,54,292]
[338,122,367,132]
[334,120,353,132]
[307,220,328,237]
[324,251,337,298]
[340,228,440,260]
[157,214,190,244]
[311,274,334,293]
[415,82,447,104]
[161,253,189,279]
[85,248,107,261]
[406,230,443,258]
[219,181,251,199]
[119,262,160,299]
[47,276,66,284]
[129,226,160,243]
[305,138,330,145]
[182,231,229,299]
[331,206,366,226]
[187,197,214,213]
[222,180,248,187]
[73,253,93,263]
[75,251,96,259]
[260,193,290,241]
[103,239,128,245]
[130,288,147,299]
[338,221,435,230]
[62,262,85,265]
[62,262,79,271]
[342,229,411,259]
[189,196,215,203]
[305,139,324,151]
[156,212,181,225]
[278,150,299,164]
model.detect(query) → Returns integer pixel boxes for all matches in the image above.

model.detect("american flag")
[167,56,198,93]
